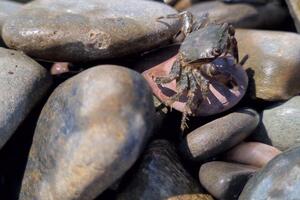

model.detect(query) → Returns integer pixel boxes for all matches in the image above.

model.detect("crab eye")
[212,48,221,56]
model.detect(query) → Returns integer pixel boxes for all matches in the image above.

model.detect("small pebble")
[223,142,282,168]
[180,108,259,161]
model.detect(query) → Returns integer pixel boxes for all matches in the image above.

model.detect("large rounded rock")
[19,65,155,200]
[236,29,300,100]
[0,47,51,149]
[180,108,259,161]
[117,140,208,200]
[199,161,258,200]
[252,96,300,151]
[239,145,300,200]
[2,0,178,62]
[188,1,286,29]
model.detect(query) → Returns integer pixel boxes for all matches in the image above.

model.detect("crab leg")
[155,60,181,84]
[165,72,189,107]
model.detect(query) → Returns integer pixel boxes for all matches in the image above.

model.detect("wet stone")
[19,65,155,200]
[239,145,300,200]
[180,108,259,161]
[117,140,207,200]
[252,96,300,151]
[0,47,51,149]
[188,1,286,29]
[2,0,179,62]
[236,29,300,100]
[199,161,258,200]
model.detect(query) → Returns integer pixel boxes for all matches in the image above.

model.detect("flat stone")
[224,142,281,168]
[180,108,259,161]
[0,47,51,149]
[236,29,300,100]
[239,145,300,200]
[286,0,300,32]
[19,65,155,200]
[199,161,258,200]
[252,96,300,151]
[2,0,179,62]
[117,140,209,200]
[188,1,286,29]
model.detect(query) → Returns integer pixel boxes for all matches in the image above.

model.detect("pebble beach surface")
[0,0,299,200]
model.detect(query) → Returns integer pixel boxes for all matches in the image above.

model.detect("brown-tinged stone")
[188,1,286,29]
[2,0,179,62]
[180,108,259,161]
[236,29,300,100]
[0,47,51,149]
[224,142,282,168]
[239,145,300,200]
[19,65,155,200]
[252,96,300,151]
[117,140,208,200]
[199,161,258,200]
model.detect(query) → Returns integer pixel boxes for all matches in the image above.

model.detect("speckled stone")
[19,65,155,200]
[252,96,300,151]
[180,108,259,161]
[239,145,300,200]
[117,140,209,200]
[2,0,179,62]
[199,161,258,200]
[0,47,51,149]
[188,1,286,29]
[236,29,300,100]
[286,0,300,32]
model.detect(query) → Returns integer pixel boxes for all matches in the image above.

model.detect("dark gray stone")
[239,145,300,200]
[199,161,258,200]
[252,96,300,151]
[188,1,286,29]
[19,65,155,200]
[2,0,179,62]
[180,108,260,161]
[0,47,51,149]
[117,140,210,200]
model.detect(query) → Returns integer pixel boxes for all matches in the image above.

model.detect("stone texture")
[2,0,179,62]
[117,140,208,200]
[0,0,22,45]
[0,47,51,149]
[180,108,259,161]
[0,0,22,30]
[239,145,300,200]
[199,161,258,200]
[224,142,281,168]
[188,1,286,29]
[236,29,300,100]
[19,65,155,200]
[286,0,300,32]
[252,96,300,151]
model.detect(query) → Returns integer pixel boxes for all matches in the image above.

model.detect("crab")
[155,11,248,131]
